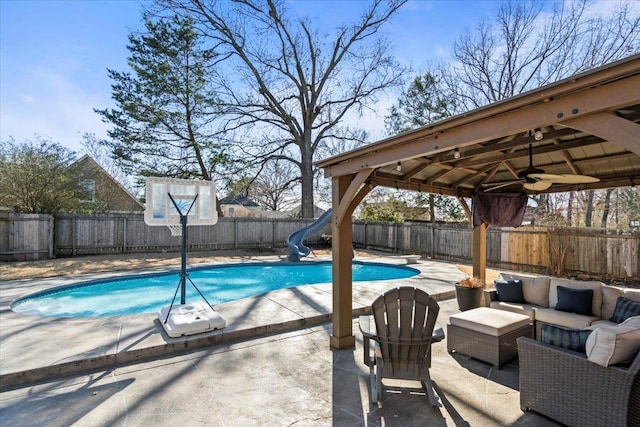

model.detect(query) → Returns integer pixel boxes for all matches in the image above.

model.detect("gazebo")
[316,54,640,349]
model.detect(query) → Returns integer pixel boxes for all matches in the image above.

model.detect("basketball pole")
[146,177,226,336]
[168,193,198,305]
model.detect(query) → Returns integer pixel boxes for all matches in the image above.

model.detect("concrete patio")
[0,256,559,426]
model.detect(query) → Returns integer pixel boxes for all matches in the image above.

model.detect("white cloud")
[20,94,35,103]
[1,62,113,152]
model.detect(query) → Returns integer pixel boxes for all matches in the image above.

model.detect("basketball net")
[168,224,183,237]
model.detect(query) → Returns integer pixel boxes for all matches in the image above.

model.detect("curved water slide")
[287,209,333,262]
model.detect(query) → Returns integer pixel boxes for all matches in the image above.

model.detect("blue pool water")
[11,261,419,318]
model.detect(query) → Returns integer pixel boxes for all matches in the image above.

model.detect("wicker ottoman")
[447,307,532,368]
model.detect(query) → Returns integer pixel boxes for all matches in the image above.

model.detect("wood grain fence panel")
[606,237,638,278]
[3,213,639,280]
[434,226,471,261]
[486,229,502,264]
[0,213,53,260]
[507,229,548,268]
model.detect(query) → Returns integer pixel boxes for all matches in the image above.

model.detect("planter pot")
[455,285,484,311]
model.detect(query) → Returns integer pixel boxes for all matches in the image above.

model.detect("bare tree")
[154,0,408,217]
[0,137,85,214]
[585,190,596,227]
[442,0,640,110]
[249,159,299,212]
[567,191,574,226]
[600,188,614,228]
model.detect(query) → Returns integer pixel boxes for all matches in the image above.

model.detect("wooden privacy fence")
[352,221,639,280]
[0,213,54,261]
[1,214,638,279]
[52,214,323,257]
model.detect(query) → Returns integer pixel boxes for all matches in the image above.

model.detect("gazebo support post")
[331,174,356,349]
[472,223,487,284]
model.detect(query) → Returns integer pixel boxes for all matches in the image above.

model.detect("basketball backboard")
[144,177,218,226]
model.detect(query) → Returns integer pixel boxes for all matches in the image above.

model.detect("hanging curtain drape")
[472,192,528,228]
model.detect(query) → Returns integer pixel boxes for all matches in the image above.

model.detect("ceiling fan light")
[534,128,543,141]
[453,148,461,159]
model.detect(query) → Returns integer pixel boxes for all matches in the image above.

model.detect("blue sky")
[0,0,503,153]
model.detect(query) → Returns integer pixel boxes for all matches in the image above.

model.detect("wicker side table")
[447,307,532,368]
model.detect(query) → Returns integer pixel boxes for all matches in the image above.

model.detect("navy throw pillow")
[609,296,640,323]
[540,324,592,353]
[494,279,525,303]
[555,286,593,316]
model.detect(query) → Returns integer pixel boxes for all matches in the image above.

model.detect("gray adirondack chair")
[359,287,443,406]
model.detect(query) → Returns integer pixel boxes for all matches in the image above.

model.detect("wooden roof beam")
[563,112,640,156]
[459,138,604,168]
[369,175,469,197]
[319,73,640,178]
[317,56,640,172]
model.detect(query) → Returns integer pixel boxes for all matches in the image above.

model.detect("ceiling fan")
[485,144,600,192]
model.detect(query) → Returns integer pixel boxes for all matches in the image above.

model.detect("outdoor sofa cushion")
[585,315,640,367]
[549,278,602,317]
[555,286,593,316]
[601,284,625,320]
[535,308,599,331]
[494,279,525,303]
[624,288,640,301]
[610,296,640,323]
[499,273,550,307]
[488,301,538,321]
[540,324,592,353]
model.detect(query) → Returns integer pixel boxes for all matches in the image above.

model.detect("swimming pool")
[11,261,419,318]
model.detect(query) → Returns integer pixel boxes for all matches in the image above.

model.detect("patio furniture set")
[360,274,640,426]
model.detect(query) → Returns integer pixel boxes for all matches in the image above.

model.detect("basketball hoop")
[168,225,182,236]
[144,177,225,337]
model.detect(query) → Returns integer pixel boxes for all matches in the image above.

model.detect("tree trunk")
[300,149,315,218]
[585,190,595,227]
[600,188,613,229]
[567,192,574,226]
[614,188,619,228]
[429,194,436,222]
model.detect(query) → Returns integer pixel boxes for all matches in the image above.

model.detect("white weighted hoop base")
[158,300,226,338]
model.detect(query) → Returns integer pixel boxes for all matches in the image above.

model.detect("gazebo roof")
[317,54,640,198]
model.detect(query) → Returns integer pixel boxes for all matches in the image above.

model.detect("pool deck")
[0,255,558,426]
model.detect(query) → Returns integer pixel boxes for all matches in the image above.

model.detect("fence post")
[234,218,238,249]
[364,222,367,248]
[431,224,435,259]
[48,215,54,259]
[272,220,276,248]
[394,222,398,253]
[123,217,127,253]
[72,216,77,256]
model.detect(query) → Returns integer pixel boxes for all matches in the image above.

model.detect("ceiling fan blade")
[482,181,521,192]
[524,180,553,191]
[527,173,565,182]
[553,174,600,184]
[528,173,600,184]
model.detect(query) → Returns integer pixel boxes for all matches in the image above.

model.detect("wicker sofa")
[518,336,640,427]
[484,273,640,338]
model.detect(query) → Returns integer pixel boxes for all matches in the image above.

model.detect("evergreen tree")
[95,14,228,183]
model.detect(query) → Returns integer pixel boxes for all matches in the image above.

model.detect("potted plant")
[455,276,485,311]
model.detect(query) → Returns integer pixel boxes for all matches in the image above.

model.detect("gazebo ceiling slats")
[317,55,640,199]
